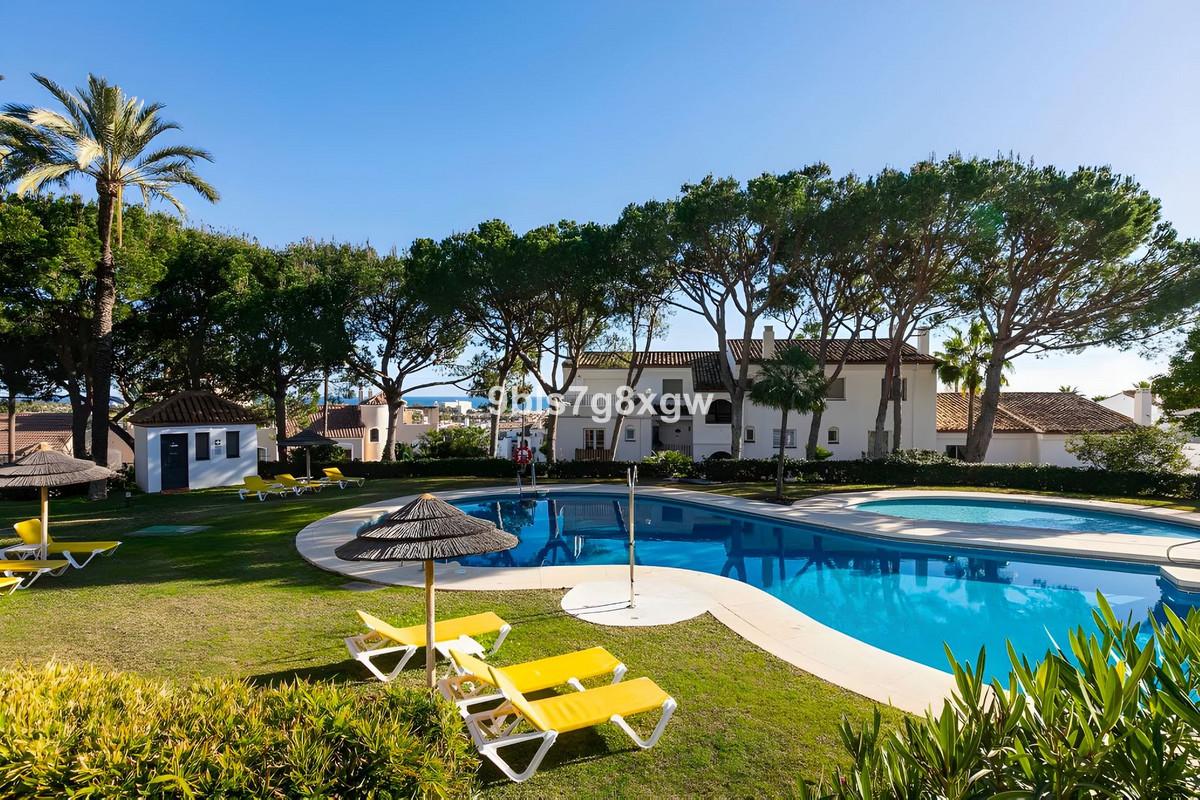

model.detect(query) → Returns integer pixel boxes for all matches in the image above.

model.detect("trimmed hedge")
[258,455,1200,501]
[0,662,475,798]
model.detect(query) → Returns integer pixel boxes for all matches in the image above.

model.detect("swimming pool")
[857,497,1200,539]
[451,493,1197,681]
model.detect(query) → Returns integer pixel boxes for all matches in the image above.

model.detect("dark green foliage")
[1066,426,1190,472]
[417,426,490,458]
[801,597,1200,798]
[0,662,475,798]
[643,449,699,477]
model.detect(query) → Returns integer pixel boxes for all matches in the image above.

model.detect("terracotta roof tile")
[285,404,365,439]
[574,351,727,392]
[936,392,1138,434]
[728,338,937,364]
[129,391,263,426]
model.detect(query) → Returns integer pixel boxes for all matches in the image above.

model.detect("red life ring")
[514,444,533,465]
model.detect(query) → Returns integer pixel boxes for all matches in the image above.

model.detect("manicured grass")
[0,478,897,797]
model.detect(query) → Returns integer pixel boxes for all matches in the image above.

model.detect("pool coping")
[295,484,1200,715]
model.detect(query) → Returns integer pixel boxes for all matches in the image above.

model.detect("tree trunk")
[544,410,558,462]
[891,367,903,454]
[68,385,88,456]
[488,366,509,458]
[383,396,400,462]
[871,362,893,458]
[775,406,789,500]
[88,188,118,498]
[273,386,289,462]
[966,390,975,441]
[965,353,1008,463]
[730,388,745,459]
[5,394,15,464]
[805,406,824,460]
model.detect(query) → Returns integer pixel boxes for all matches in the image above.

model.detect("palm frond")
[138,144,214,165]
[30,73,91,136]
[13,161,76,195]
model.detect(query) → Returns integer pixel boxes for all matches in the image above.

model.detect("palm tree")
[935,320,1010,440]
[0,74,217,494]
[749,346,826,500]
[1059,385,1080,394]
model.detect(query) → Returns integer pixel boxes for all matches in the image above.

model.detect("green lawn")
[4,477,1186,796]
[0,478,898,798]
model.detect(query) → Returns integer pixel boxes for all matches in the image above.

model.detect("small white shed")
[130,391,262,493]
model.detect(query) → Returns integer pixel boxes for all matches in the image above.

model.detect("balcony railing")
[574,447,612,462]
[652,443,693,458]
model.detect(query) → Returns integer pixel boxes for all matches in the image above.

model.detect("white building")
[129,390,261,493]
[1096,387,1159,425]
[556,328,940,461]
[496,415,548,462]
[257,395,440,461]
[935,392,1137,466]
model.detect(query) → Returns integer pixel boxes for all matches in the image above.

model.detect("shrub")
[417,426,490,458]
[812,446,833,461]
[643,449,698,478]
[0,662,475,798]
[800,597,1200,797]
[1066,425,1190,472]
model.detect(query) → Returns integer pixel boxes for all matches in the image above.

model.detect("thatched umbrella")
[276,428,337,478]
[336,493,517,687]
[0,444,116,559]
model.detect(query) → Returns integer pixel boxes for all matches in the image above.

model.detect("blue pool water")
[451,493,1198,680]
[857,497,1200,539]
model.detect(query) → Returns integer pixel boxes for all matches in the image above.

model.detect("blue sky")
[4,2,1198,396]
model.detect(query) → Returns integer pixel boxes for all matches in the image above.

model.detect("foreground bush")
[802,597,1200,798]
[0,663,475,798]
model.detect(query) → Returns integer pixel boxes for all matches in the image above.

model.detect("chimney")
[915,327,931,355]
[762,325,776,359]
[1133,387,1153,426]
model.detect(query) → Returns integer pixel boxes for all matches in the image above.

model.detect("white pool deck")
[295,484,1200,714]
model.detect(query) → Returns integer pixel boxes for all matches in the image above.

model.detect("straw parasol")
[276,429,337,478]
[0,444,117,559]
[336,493,517,687]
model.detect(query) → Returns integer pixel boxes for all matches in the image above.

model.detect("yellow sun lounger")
[322,467,365,488]
[439,646,626,713]
[346,610,511,682]
[9,519,121,569]
[238,475,291,501]
[275,473,324,494]
[0,559,71,588]
[462,655,676,782]
[0,577,21,596]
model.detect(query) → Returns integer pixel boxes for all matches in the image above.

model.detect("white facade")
[134,422,259,493]
[556,341,939,461]
[1096,388,1159,425]
[935,432,1081,467]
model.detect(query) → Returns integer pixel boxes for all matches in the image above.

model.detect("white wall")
[135,423,260,493]
[556,360,939,461]
[935,432,1087,467]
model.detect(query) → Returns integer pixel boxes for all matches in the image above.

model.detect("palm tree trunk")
[775,407,789,500]
[966,391,975,441]
[88,188,117,499]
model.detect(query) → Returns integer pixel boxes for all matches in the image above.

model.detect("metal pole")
[628,465,636,608]
[424,560,436,689]
[40,486,49,561]
[530,456,537,491]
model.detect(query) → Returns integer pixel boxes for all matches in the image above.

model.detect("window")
[257,447,267,461]
[744,427,756,443]
[827,427,839,445]
[661,378,683,397]
[369,428,380,442]
[195,432,210,461]
[584,428,606,449]
[624,426,637,442]
[226,430,241,459]
[945,444,967,460]
[826,377,846,400]
[705,398,733,424]
[771,429,797,448]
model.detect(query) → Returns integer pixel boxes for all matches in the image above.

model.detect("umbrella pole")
[40,486,49,561]
[628,466,636,609]
[305,448,312,479]
[425,559,436,689]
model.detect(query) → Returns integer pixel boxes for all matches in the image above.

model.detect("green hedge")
[0,662,475,798]
[257,455,1200,501]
